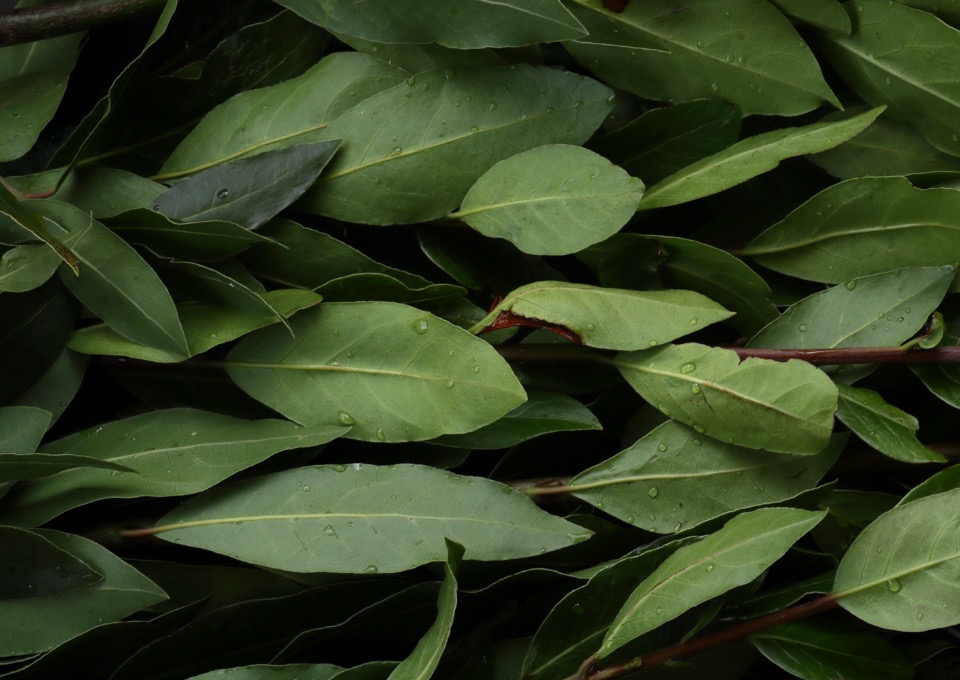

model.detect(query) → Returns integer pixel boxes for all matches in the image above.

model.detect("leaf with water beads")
[227,301,526,442]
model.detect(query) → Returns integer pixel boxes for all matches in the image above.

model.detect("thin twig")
[0,0,168,47]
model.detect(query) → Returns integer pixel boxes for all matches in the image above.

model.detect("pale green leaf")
[564,0,839,116]
[748,266,955,350]
[820,0,960,155]
[33,200,189,356]
[569,421,842,533]
[387,541,462,680]
[226,302,527,442]
[149,464,591,573]
[741,177,960,287]
[68,289,323,363]
[833,488,960,631]
[153,140,340,229]
[0,408,346,527]
[601,507,824,658]
[0,530,166,655]
[0,453,132,483]
[836,384,945,463]
[638,107,883,209]
[452,144,643,256]
[274,0,587,48]
[470,281,733,350]
[750,620,911,680]
[0,32,83,162]
[0,405,50,453]
[158,52,406,180]
[434,389,600,450]
[615,343,838,454]
[300,65,614,225]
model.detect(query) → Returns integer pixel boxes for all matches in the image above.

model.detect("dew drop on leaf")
[323,524,336,536]
[887,579,902,592]
[216,188,229,199]
[302,485,310,492]
[691,384,702,394]
[706,564,715,572]
[799,324,807,332]
[846,280,857,290]
[363,565,379,574]
[488,101,497,111]
[648,487,659,498]
[572,603,585,615]
[332,464,346,472]
[680,363,696,374]
[413,318,430,334]
[338,411,356,425]
[657,443,667,452]
[376,428,386,441]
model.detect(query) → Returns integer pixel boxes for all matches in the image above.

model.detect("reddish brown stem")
[583,594,839,679]
[0,0,168,47]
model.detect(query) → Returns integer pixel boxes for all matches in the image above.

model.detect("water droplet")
[917,612,924,620]
[152,203,160,211]
[649,340,658,347]
[216,188,229,200]
[302,485,311,492]
[845,280,857,290]
[338,411,356,425]
[689,317,698,325]
[413,318,430,334]
[657,443,667,452]
[323,524,336,536]
[389,146,402,156]
[444,380,455,389]
[572,603,585,615]
[877,547,883,553]
[586,323,596,331]
[573,100,583,108]
[887,579,902,592]
[693,439,701,446]
[376,428,386,441]
[706,564,715,572]
[691,384,702,394]
[407,76,417,86]
[648,487,659,498]
[625,516,635,524]
[472,366,480,374]
[798,324,807,332]
[693,424,705,434]
[469,125,479,133]
[488,101,498,111]
[545,106,555,113]
[363,565,379,574]
[710,82,720,92]
[885,77,892,85]
[905,308,911,313]
[680,363,696,374]
[655,607,663,614]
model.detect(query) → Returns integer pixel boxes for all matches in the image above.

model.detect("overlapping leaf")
[742,177,960,286]
[0,409,347,527]
[615,343,838,454]
[148,464,591,573]
[471,281,732,350]
[569,421,842,533]
[833,488,960,631]
[564,0,839,115]
[301,65,614,224]
[227,302,526,441]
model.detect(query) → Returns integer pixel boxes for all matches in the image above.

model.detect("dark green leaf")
[8,349,87,427]
[314,274,464,305]
[186,665,343,680]
[274,0,587,48]
[0,245,60,293]
[900,464,960,505]
[0,181,78,273]
[0,408,346,527]
[0,526,102,599]
[301,65,614,224]
[0,406,50,453]
[153,140,340,229]
[811,489,898,559]
[768,0,851,33]
[151,464,591,573]
[0,453,132,483]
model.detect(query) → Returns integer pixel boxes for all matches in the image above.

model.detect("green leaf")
[0,406,50,453]
[810,109,960,179]
[0,526,103,599]
[820,0,960,156]
[157,52,407,180]
[8,348,87,427]
[833,488,960,631]
[149,464,591,573]
[107,208,274,261]
[750,620,911,680]
[434,389,600,449]
[0,181,78,273]
[0,453,132,483]
[226,302,527,442]
[567,421,842,533]
[471,281,733,350]
[899,464,960,505]
[0,530,166,656]
[522,538,699,679]
[767,0,851,33]
[32,200,189,356]
[336,32,510,73]
[898,0,960,27]
[387,541,462,680]
[601,507,824,658]
[153,140,340,230]
[811,489,898,559]
[741,177,960,287]
[186,665,343,680]
[638,107,884,209]
[615,343,838,454]
[242,219,432,290]
[748,266,955,351]
[836,384,945,464]
[0,244,60,293]
[563,0,839,116]
[45,167,166,218]
[0,408,347,527]
[314,274,464,305]
[0,32,83,162]
[300,65,614,225]
[589,99,742,187]
[911,363,960,409]
[451,144,643,256]
[274,0,587,48]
